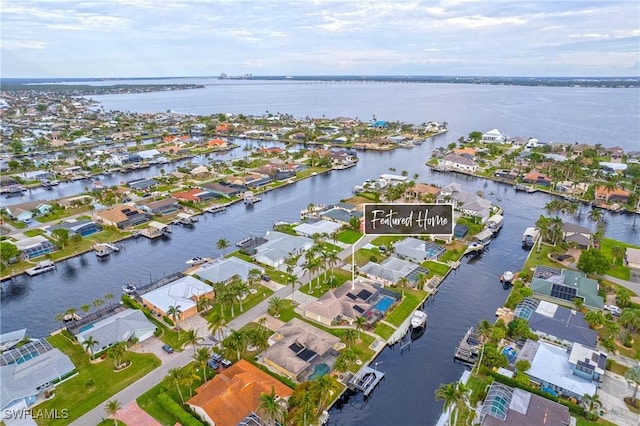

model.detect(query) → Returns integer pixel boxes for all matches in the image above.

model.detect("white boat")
[463,242,485,255]
[186,256,207,265]
[122,283,137,295]
[411,310,427,329]
[500,271,515,285]
[25,260,57,277]
[485,214,504,234]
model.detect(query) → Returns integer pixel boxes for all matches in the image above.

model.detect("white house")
[75,309,156,355]
[442,154,479,172]
[481,129,507,144]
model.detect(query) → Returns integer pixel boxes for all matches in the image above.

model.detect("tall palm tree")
[434,381,470,426]
[207,310,226,341]
[611,245,623,267]
[65,307,78,321]
[268,296,284,317]
[625,365,640,405]
[184,328,204,355]
[80,304,92,315]
[310,374,334,415]
[354,316,367,341]
[81,336,99,356]
[196,296,211,313]
[258,386,287,426]
[292,387,316,426]
[225,329,246,361]
[92,298,104,310]
[343,329,357,348]
[216,238,230,256]
[166,304,183,338]
[583,393,601,417]
[104,399,122,426]
[168,367,187,404]
[104,292,114,308]
[193,347,211,383]
[588,207,603,224]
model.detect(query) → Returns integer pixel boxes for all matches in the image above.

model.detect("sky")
[1,0,639,78]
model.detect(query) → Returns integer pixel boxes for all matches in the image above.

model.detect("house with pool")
[302,279,401,327]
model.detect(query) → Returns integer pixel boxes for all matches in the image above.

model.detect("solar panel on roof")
[289,342,304,353]
[354,305,365,313]
[297,348,317,361]
[357,289,372,300]
[346,293,357,300]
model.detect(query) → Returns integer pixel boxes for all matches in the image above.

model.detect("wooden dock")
[453,327,481,366]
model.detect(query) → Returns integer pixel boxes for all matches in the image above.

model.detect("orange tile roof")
[207,139,227,147]
[172,188,203,201]
[453,147,476,156]
[187,359,293,426]
[216,124,229,132]
[595,186,630,197]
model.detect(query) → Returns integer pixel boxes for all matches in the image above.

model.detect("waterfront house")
[302,279,391,326]
[452,147,476,158]
[562,223,592,249]
[137,197,180,215]
[319,205,363,225]
[195,257,264,285]
[14,236,57,260]
[514,298,597,347]
[493,169,518,181]
[530,268,603,310]
[187,359,293,426]
[94,204,150,229]
[46,219,102,238]
[202,181,245,197]
[480,129,507,144]
[359,256,428,287]
[260,318,341,382]
[293,220,342,238]
[171,188,217,203]
[625,248,640,269]
[555,181,588,196]
[253,231,314,268]
[140,275,213,321]
[442,190,492,224]
[441,153,479,172]
[127,178,159,191]
[74,309,156,356]
[479,383,570,426]
[516,339,605,401]
[394,237,445,262]
[404,183,440,201]
[521,171,552,187]
[594,186,630,204]
[206,138,228,149]
[1,339,76,416]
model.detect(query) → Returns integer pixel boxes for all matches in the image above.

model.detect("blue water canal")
[1,81,638,425]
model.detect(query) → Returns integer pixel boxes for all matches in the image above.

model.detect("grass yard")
[37,333,161,426]
[385,289,426,327]
[373,322,395,340]
[421,261,451,278]
[336,229,363,244]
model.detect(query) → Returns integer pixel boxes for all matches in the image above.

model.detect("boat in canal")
[500,270,515,285]
[485,214,504,235]
[185,256,208,265]
[122,283,137,295]
[410,310,427,329]
[25,260,57,277]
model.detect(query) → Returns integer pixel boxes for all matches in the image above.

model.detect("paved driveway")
[598,371,638,426]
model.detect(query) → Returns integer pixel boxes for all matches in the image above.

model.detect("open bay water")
[2,80,639,425]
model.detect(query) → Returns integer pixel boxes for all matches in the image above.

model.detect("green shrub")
[163,316,175,326]
[157,393,203,426]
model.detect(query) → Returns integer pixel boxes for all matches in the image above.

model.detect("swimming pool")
[502,346,518,364]
[79,323,95,333]
[424,242,446,259]
[308,363,330,381]
[373,296,395,313]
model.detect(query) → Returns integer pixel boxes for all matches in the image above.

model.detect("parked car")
[604,305,622,316]
[221,359,233,368]
[211,352,223,362]
[161,344,174,354]
[261,274,271,282]
[207,359,220,370]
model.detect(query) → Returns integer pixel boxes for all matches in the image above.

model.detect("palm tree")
[217,238,230,256]
[207,310,226,341]
[107,342,126,369]
[81,336,99,356]
[611,245,623,267]
[65,307,78,321]
[166,304,183,337]
[184,328,204,355]
[310,374,334,415]
[80,304,92,315]
[104,399,122,426]
[92,298,104,310]
[286,273,298,303]
[258,386,287,426]
[583,393,601,418]
[268,296,284,317]
[354,316,367,342]
[196,296,211,313]
[434,381,470,426]
[167,367,187,404]
[343,328,357,348]
[54,313,65,328]
[292,387,316,426]
[588,207,603,224]
[225,329,245,361]
[193,347,211,383]
[104,292,114,308]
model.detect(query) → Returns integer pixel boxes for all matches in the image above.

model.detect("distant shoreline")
[2,75,639,89]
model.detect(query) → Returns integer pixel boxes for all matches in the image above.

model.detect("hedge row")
[157,392,204,426]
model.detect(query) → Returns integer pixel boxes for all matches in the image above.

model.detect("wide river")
[2,80,639,425]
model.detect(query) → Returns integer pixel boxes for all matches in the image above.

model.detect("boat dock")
[25,260,57,277]
[453,327,481,366]
[348,365,385,397]
[204,205,228,214]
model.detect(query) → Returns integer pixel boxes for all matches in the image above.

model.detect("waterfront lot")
[37,333,160,426]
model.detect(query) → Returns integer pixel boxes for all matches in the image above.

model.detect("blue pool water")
[374,296,395,313]
[78,323,95,333]
[309,363,330,381]
[16,352,38,365]
[502,346,517,364]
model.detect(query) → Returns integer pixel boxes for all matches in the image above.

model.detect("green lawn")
[336,229,363,244]
[299,269,352,297]
[37,333,161,426]
[370,235,404,247]
[385,289,425,327]
[373,322,395,340]
[600,238,638,280]
[422,261,451,278]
